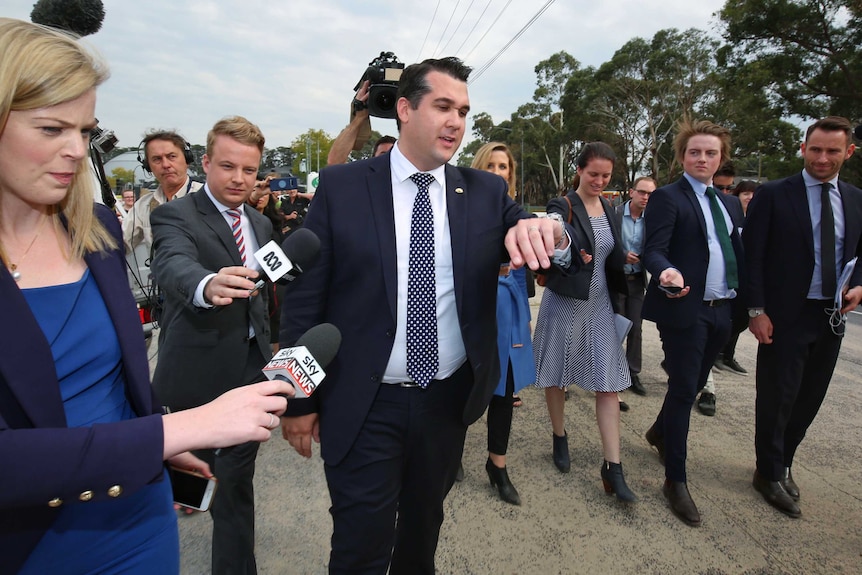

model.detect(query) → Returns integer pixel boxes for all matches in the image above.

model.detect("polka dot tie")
[227,208,246,264]
[407,172,438,388]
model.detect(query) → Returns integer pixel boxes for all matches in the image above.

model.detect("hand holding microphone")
[250,227,321,296]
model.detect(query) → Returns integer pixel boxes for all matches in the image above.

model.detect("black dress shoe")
[752,470,801,518]
[629,374,647,396]
[782,467,800,501]
[696,392,716,416]
[485,458,521,505]
[662,480,701,527]
[619,400,630,412]
[644,424,665,465]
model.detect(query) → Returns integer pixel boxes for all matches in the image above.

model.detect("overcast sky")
[6,0,726,153]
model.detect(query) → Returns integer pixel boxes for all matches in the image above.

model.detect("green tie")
[705,186,738,290]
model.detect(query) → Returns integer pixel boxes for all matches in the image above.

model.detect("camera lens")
[374,92,395,112]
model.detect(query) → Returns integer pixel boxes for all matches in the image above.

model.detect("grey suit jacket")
[150,189,273,409]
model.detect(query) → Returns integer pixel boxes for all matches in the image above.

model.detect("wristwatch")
[748,308,765,318]
[543,213,566,249]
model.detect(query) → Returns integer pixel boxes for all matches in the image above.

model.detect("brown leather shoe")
[781,467,800,501]
[753,470,801,518]
[645,425,665,465]
[663,480,701,527]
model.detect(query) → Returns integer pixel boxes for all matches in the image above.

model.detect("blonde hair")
[206,116,265,156]
[673,119,732,167]
[0,18,114,263]
[471,141,517,199]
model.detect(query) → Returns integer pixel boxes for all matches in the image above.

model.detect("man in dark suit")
[641,120,745,527]
[151,116,273,575]
[279,57,576,575]
[744,116,862,518]
[615,176,656,397]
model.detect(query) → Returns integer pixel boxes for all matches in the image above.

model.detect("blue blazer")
[280,154,573,466]
[744,172,862,329]
[0,205,165,574]
[494,267,535,396]
[641,176,746,329]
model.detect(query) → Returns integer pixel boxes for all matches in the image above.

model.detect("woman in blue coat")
[469,142,535,505]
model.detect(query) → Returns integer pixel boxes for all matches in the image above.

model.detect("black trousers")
[191,341,266,575]
[616,274,646,374]
[487,363,515,456]
[324,363,473,575]
[654,303,731,482]
[755,300,843,480]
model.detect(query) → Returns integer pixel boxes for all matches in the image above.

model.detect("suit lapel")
[195,191,244,265]
[839,181,860,264]
[678,177,708,240]
[0,269,66,426]
[568,192,595,254]
[785,174,815,260]
[445,165,467,316]
[367,157,398,320]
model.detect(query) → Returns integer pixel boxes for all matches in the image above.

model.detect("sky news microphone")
[251,227,320,293]
[262,323,341,398]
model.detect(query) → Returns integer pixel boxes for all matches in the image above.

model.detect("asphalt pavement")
[163,287,862,574]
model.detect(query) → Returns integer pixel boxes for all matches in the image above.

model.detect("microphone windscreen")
[31,0,106,37]
[281,228,321,272]
[295,323,342,368]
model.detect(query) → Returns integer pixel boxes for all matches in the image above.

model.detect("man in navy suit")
[279,57,576,574]
[745,116,862,518]
[641,120,745,527]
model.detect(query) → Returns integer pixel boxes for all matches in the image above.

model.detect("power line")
[438,0,479,56]
[453,0,496,56]
[469,0,557,84]
[416,0,443,61]
[432,0,464,58]
[462,0,515,61]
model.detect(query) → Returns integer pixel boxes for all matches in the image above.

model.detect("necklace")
[6,216,49,282]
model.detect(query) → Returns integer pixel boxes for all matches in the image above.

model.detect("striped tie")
[227,208,246,264]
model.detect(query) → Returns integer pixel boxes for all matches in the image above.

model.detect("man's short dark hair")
[805,116,853,145]
[141,130,188,161]
[395,57,472,130]
[714,160,736,179]
[372,135,396,156]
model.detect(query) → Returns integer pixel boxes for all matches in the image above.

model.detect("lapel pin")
[455,187,464,194]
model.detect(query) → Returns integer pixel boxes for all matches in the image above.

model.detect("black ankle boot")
[600,460,638,503]
[485,458,521,505]
[552,432,570,473]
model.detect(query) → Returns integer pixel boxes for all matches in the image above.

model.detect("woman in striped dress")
[533,142,637,502]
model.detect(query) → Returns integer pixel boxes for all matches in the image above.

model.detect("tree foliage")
[290,129,334,177]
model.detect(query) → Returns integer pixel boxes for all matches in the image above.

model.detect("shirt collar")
[683,172,709,196]
[391,142,447,187]
[801,169,839,191]
[204,184,244,214]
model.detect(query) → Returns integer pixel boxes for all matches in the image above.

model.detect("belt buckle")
[399,381,421,388]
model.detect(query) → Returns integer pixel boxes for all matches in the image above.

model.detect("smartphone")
[270,177,299,192]
[658,284,683,295]
[169,466,218,512]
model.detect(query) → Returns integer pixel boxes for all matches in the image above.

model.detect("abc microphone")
[262,323,342,398]
[251,228,321,293]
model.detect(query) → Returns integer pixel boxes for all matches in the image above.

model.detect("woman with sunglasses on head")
[0,19,294,574]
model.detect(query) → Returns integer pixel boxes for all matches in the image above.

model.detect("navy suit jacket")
[744,172,862,329]
[280,154,558,466]
[642,176,746,329]
[150,190,273,409]
[0,206,165,574]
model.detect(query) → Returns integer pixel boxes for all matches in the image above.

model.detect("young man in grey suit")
[279,57,577,574]
[745,116,862,519]
[151,116,274,575]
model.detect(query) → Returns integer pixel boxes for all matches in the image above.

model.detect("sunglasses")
[715,184,735,192]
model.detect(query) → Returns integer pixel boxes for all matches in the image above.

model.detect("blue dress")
[18,270,179,575]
